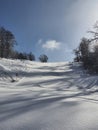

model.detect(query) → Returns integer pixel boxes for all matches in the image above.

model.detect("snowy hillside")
[0,58,98,130]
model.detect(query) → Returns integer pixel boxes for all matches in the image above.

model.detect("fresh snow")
[0,58,98,130]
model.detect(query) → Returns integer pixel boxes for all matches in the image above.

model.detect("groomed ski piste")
[0,58,98,130]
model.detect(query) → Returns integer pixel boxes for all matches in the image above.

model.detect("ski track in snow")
[0,59,98,130]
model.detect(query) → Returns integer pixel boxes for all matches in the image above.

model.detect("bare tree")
[0,27,16,58]
[88,21,98,42]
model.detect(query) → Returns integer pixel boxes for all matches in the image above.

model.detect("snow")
[0,58,98,130]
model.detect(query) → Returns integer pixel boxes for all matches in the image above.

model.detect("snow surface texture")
[0,58,98,130]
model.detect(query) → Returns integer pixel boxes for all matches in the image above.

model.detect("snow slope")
[0,58,98,130]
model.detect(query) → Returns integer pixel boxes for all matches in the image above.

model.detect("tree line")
[0,27,48,62]
[74,21,98,73]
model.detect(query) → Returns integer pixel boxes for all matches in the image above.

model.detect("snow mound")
[0,63,11,72]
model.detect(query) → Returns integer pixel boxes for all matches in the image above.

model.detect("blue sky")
[0,0,98,62]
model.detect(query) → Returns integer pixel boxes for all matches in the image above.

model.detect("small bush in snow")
[39,54,48,62]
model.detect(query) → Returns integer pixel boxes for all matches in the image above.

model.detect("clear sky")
[0,0,98,62]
